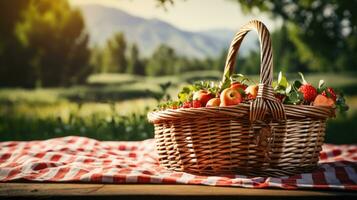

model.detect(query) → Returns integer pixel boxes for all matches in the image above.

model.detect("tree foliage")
[127,44,145,75]
[236,0,357,72]
[102,33,128,73]
[0,0,90,87]
[0,0,35,87]
[146,44,177,76]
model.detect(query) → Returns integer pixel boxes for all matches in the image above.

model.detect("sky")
[69,0,281,32]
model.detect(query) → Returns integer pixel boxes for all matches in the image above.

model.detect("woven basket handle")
[223,20,286,122]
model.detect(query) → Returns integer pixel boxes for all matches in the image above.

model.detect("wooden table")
[1,183,356,200]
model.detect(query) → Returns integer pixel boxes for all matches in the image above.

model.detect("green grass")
[0,71,356,143]
[0,111,154,141]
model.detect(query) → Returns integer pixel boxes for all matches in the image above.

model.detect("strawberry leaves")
[283,80,303,105]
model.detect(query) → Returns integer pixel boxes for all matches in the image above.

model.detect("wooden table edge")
[1,183,356,197]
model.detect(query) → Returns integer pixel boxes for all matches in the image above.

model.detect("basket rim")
[147,103,335,123]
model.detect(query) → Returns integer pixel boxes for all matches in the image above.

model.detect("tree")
[271,25,308,73]
[146,44,177,76]
[102,33,128,73]
[158,0,357,72]
[213,49,228,71]
[0,0,91,87]
[0,0,35,87]
[90,45,104,74]
[236,0,357,72]
[127,43,145,75]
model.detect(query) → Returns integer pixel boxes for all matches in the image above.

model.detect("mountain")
[198,29,258,57]
[77,4,257,58]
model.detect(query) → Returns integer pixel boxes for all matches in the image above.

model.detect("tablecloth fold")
[0,136,356,190]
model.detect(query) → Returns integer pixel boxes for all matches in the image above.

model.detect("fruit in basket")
[245,85,258,100]
[192,100,202,108]
[193,90,213,106]
[206,98,220,107]
[313,94,335,107]
[230,82,247,91]
[182,101,192,108]
[322,87,337,102]
[298,72,317,102]
[155,71,348,113]
[220,88,242,106]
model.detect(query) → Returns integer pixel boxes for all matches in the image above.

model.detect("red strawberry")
[182,101,192,108]
[298,72,317,102]
[299,84,317,102]
[322,87,337,102]
[192,100,202,108]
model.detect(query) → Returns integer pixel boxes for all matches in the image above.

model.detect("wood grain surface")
[1,183,356,200]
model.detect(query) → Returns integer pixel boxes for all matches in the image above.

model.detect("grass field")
[0,71,356,143]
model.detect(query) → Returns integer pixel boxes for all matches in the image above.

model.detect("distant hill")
[77,4,257,58]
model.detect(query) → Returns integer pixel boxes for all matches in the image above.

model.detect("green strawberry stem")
[298,72,308,85]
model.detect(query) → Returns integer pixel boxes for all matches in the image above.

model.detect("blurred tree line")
[1,0,356,88]
[0,0,90,87]
[90,32,226,76]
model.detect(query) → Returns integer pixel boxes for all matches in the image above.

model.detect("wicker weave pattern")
[148,20,334,176]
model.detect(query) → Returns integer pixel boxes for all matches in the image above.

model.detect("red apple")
[206,98,220,107]
[230,82,247,92]
[193,90,213,106]
[220,88,242,106]
[245,85,258,100]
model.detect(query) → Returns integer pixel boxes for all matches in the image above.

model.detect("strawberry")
[182,101,192,108]
[313,94,335,107]
[322,87,337,102]
[192,100,202,108]
[298,72,317,102]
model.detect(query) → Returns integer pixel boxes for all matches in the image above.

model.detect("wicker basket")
[147,20,334,177]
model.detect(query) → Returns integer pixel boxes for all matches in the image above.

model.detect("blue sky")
[69,0,281,32]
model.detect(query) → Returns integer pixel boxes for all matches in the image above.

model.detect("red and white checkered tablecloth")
[0,136,356,190]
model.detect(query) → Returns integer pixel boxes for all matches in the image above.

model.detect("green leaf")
[285,91,303,105]
[278,71,288,88]
[285,84,292,94]
[292,80,302,90]
[318,80,325,89]
[230,73,251,84]
[219,78,231,92]
[272,81,278,89]
[298,72,307,84]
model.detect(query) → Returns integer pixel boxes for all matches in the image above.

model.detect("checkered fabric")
[0,136,356,190]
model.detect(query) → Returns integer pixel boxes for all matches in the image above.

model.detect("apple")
[206,98,220,107]
[230,82,247,92]
[193,90,213,106]
[245,85,258,100]
[220,88,242,106]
